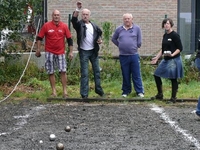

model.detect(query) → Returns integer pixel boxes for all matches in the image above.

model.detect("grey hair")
[82,9,91,16]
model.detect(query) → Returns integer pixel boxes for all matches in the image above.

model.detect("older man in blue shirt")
[112,13,144,98]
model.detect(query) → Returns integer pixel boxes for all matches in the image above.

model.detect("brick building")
[42,0,200,56]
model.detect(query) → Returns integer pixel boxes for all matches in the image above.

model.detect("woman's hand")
[151,56,158,65]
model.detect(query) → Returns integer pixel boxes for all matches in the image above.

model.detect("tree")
[0,0,43,53]
[0,0,42,31]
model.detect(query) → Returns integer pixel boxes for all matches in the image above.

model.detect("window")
[178,0,192,54]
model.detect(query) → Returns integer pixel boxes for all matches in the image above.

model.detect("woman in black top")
[151,18,184,103]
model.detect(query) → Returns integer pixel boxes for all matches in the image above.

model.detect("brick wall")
[47,0,178,56]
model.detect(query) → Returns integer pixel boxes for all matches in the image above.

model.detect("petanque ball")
[56,143,64,150]
[64,126,71,132]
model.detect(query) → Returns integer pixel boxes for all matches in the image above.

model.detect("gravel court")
[0,99,199,150]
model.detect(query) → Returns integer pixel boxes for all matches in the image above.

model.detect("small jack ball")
[39,140,43,144]
[49,134,56,141]
[64,126,71,132]
[56,143,64,150]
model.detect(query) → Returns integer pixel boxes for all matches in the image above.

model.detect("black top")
[162,31,183,60]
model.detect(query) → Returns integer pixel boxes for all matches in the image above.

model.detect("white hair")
[123,13,133,19]
[82,9,91,16]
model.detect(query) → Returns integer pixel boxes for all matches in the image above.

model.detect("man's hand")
[97,38,102,44]
[35,50,41,57]
[76,1,82,10]
[68,52,73,60]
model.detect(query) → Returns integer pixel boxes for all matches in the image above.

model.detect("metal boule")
[56,142,64,150]
[64,126,71,132]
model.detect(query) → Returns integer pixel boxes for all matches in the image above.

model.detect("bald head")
[52,9,61,24]
[81,9,91,23]
[52,10,60,16]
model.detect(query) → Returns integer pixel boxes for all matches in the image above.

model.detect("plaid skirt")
[154,56,184,79]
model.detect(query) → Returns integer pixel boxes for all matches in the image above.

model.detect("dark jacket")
[71,13,102,56]
[196,40,200,58]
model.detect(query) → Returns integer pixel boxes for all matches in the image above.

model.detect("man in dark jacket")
[195,39,200,71]
[71,2,104,99]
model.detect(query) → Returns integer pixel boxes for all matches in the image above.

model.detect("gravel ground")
[0,99,200,150]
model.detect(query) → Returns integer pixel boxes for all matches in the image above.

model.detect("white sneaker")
[138,93,144,98]
[122,94,127,98]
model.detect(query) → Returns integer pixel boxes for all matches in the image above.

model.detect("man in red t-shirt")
[35,9,73,98]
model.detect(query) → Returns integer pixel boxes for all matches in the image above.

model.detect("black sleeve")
[71,11,79,31]
[67,38,73,46]
[198,39,200,50]
[97,26,102,37]
[173,33,183,52]
[36,36,43,41]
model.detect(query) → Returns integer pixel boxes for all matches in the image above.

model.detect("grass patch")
[0,55,199,102]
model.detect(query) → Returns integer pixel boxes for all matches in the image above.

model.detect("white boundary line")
[150,104,200,149]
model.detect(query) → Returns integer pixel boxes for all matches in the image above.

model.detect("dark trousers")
[119,54,144,95]
[79,49,104,97]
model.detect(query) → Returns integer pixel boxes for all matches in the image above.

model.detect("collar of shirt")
[123,24,133,30]
[51,21,60,27]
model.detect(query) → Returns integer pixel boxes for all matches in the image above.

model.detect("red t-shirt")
[38,21,71,54]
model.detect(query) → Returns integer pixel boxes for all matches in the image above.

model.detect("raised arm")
[71,1,82,29]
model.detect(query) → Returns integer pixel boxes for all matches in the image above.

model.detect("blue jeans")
[195,58,200,71]
[196,96,200,116]
[119,54,144,95]
[79,49,104,97]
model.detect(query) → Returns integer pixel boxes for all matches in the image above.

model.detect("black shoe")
[166,97,176,104]
[151,93,163,100]
[99,93,105,97]
[81,95,88,99]
[81,95,89,103]
[96,92,104,97]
